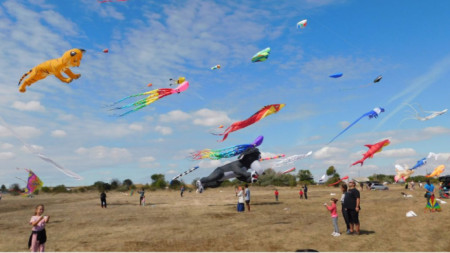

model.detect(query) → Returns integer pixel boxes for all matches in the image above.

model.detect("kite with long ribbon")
[329,107,385,144]
[0,116,83,180]
[272,151,313,168]
[108,81,189,117]
[213,104,285,142]
[191,136,263,160]
[328,176,349,186]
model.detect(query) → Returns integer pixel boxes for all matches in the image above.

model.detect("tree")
[169,180,182,190]
[1,184,6,193]
[297,170,314,184]
[122,179,133,188]
[326,166,336,176]
[9,183,21,195]
[151,174,167,189]
[110,178,121,190]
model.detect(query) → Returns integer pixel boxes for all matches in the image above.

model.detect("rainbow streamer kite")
[24,169,43,195]
[214,104,285,142]
[109,81,189,117]
[191,136,263,160]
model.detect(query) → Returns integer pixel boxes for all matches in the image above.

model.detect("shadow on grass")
[252,201,282,205]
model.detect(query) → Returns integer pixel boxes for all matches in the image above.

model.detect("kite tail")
[328,179,343,186]
[351,159,364,167]
[18,69,32,86]
[328,113,368,144]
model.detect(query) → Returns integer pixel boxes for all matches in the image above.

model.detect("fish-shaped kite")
[214,104,285,142]
[394,164,414,182]
[251,47,271,62]
[351,139,390,166]
[426,165,445,178]
[191,136,263,160]
[411,157,427,170]
[211,65,221,70]
[402,104,447,123]
[109,81,189,117]
[329,107,385,144]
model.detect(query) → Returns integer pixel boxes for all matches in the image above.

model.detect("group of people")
[324,181,361,237]
[236,184,251,212]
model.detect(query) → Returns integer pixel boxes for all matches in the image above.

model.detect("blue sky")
[1,0,449,187]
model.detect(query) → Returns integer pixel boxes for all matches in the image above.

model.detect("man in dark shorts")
[343,181,360,235]
[244,184,251,211]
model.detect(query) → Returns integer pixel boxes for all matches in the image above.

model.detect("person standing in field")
[29,204,50,252]
[299,188,304,199]
[344,181,360,235]
[237,186,245,212]
[100,191,107,208]
[340,183,350,234]
[244,184,251,211]
[274,189,279,201]
[303,185,308,199]
[180,185,185,197]
[424,179,441,212]
[324,198,340,236]
[138,188,145,206]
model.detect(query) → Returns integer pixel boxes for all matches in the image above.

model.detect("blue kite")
[328,107,385,144]
[411,157,427,170]
[329,73,343,78]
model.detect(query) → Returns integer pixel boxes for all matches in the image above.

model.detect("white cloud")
[198,159,224,169]
[377,148,417,158]
[159,110,191,122]
[192,108,231,127]
[21,144,44,153]
[139,156,156,163]
[154,126,172,135]
[313,146,347,160]
[166,169,178,175]
[128,123,144,131]
[0,151,15,160]
[75,146,132,160]
[339,121,350,129]
[1,142,14,149]
[11,101,45,112]
[51,130,67,138]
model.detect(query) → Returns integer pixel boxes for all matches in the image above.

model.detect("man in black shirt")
[343,181,360,235]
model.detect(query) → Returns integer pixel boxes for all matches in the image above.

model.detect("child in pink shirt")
[29,204,50,252]
[324,198,340,236]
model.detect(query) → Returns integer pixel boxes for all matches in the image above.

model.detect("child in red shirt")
[299,189,304,199]
[324,198,340,236]
[274,189,279,201]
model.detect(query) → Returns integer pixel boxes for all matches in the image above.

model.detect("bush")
[41,186,51,193]
[52,185,69,193]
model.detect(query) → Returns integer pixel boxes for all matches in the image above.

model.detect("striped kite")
[191,136,263,160]
[272,151,313,168]
[214,104,285,142]
[109,81,189,117]
[260,154,285,161]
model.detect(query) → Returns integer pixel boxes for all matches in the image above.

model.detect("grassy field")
[0,184,448,252]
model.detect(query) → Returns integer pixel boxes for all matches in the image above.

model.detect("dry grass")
[0,185,449,252]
